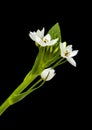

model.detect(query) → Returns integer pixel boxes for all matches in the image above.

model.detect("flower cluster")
[0,23,79,116]
[29,26,78,81]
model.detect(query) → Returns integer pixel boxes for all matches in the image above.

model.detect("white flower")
[41,68,56,81]
[29,28,58,47]
[60,42,78,67]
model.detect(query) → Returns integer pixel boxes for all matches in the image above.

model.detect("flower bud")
[41,68,56,81]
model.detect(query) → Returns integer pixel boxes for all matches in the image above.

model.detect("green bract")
[48,22,62,43]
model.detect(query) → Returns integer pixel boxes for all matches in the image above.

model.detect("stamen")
[43,38,48,43]
[65,50,70,57]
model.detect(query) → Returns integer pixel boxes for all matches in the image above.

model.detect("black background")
[0,1,83,129]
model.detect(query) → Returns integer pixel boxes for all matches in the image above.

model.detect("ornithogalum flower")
[41,68,56,81]
[60,42,78,67]
[29,28,58,47]
[0,23,79,116]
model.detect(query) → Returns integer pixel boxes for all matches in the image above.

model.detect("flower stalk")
[0,22,78,116]
[0,73,37,115]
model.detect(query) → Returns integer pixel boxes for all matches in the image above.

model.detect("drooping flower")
[29,28,58,47]
[60,42,78,67]
[41,68,56,81]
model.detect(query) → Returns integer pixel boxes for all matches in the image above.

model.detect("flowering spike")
[0,23,79,116]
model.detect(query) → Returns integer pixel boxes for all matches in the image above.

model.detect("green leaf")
[48,22,62,43]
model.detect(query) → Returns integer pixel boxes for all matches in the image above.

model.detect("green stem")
[0,74,37,116]
[31,78,46,92]
[58,60,67,66]
[22,79,42,97]
[21,71,51,99]
[52,58,64,68]
[21,74,49,100]
[0,99,10,116]
[13,74,37,94]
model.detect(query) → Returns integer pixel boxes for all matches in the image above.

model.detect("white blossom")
[60,42,78,67]
[29,28,58,47]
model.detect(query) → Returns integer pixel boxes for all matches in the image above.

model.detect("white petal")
[67,58,76,67]
[35,35,42,43]
[47,70,56,81]
[60,43,66,57]
[29,32,36,41]
[35,36,46,46]
[37,30,42,37]
[44,34,51,41]
[69,50,78,57]
[37,28,45,38]
[41,27,45,37]
[60,42,66,51]
[60,43,64,52]
[63,42,67,48]
[60,43,63,49]
[39,40,47,46]
[66,45,72,52]
[41,68,56,81]
[46,38,58,46]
